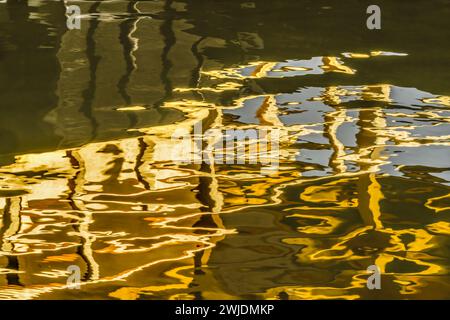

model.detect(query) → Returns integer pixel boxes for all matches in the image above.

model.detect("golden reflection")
[2,74,449,298]
[1,38,449,299]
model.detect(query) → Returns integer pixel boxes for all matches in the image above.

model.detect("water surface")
[0,0,449,299]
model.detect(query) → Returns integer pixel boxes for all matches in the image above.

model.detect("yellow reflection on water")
[1,51,450,300]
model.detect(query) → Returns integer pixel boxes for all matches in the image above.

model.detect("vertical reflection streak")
[324,107,347,173]
[190,36,206,88]
[157,0,176,106]
[118,1,140,128]
[80,1,101,141]
[118,2,138,107]
[134,137,150,211]
[356,107,386,229]
[0,197,23,286]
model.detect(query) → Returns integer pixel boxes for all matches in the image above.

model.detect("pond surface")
[0,0,449,299]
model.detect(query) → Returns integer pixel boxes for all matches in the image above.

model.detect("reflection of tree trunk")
[0,197,23,286]
[190,36,206,88]
[186,58,226,296]
[134,137,151,211]
[80,2,101,141]
[356,108,384,229]
[156,0,176,107]
[135,137,151,190]
[66,150,99,281]
[118,1,139,128]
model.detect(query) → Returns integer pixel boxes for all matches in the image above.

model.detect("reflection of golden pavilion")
[2,73,448,299]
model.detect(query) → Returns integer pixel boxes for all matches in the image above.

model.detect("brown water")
[0,0,449,299]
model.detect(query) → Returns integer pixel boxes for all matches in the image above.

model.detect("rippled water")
[0,0,449,299]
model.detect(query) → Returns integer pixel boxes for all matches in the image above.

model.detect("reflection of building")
[0,0,186,161]
[1,0,450,300]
